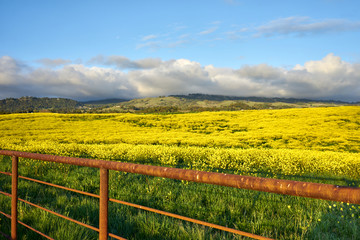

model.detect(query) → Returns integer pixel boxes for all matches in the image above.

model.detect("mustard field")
[0,106,360,180]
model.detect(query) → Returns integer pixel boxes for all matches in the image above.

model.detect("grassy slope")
[101,96,350,113]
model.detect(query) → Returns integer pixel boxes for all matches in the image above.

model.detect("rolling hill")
[1,94,357,114]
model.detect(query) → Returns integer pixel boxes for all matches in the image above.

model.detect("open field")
[1,106,360,239]
[1,106,360,178]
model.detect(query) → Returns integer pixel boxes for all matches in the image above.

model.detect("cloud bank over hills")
[0,54,359,102]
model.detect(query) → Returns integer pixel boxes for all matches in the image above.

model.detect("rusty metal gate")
[0,150,360,240]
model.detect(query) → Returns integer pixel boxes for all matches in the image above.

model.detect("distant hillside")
[1,94,356,114]
[81,98,128,105]
[100,94,353,113]
[170,93,348,104]
[0,97,83,113]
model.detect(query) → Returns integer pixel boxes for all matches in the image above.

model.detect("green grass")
[0,156,359,240]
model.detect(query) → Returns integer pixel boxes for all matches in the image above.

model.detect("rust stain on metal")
[11,156,18,240]
[19,175,99,198]
[0,190,11,198]
[0,171,11,176]
[99,168,109,240]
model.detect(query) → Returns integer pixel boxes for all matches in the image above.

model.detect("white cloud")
[0,56,138,100]
[135,16,360,51]
[136,39,190,50]
[0,56,21,85]
[125,54,360,101]
[129,59,216,96]
[88,55,162,69]
[33,65,137,99]
[0,54,359,102]
[255,16,360,37]
[199,22,220,36]
[136,41,161,50]
[287,54,360,100]
[142,34,157,41]
[294,53,346,74]
[37,58,72,67]
[199,27,218,35]
[137,22,225,51]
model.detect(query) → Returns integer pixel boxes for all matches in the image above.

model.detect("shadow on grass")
[304,202,360,240]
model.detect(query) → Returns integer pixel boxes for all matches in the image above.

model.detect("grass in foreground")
[0,156,359,240]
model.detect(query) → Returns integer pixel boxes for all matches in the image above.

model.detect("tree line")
[0,97,83,114]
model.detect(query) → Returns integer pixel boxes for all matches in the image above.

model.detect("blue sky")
[1,0,360,101]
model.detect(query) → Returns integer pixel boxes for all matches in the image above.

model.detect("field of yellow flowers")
[1,106,360,239]
[0,106,359,180]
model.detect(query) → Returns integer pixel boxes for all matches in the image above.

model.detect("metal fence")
[0,150,360,240]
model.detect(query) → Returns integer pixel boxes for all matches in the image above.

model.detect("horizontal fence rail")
[1,150,360,240]
[2,150,360,204]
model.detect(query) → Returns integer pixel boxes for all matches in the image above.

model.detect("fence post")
[99,168,109,240]
[11,156,18,240]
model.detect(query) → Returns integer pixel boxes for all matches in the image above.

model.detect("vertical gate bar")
[99,168,109,240]
[11,156,18,240]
